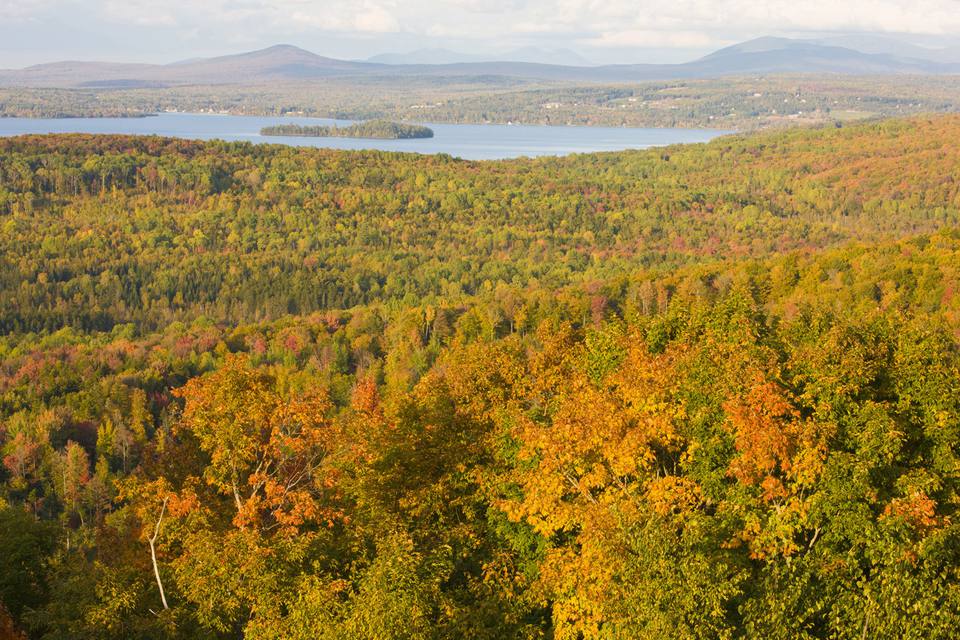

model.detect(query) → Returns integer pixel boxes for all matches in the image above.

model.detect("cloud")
[280,1,401,33]
[445,0,526,12]
[4,0,960,66]
[355,6,401,32]
[0,0,54,21]
[603,0,960,36]
[102,0,178,27]
[582,29,717,49]
[16,0,960,38]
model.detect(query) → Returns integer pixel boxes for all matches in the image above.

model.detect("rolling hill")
[0,45,379,88]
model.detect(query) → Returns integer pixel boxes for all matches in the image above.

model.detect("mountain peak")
[704,37,807,58]
[260,44,313,54]
[234,44,320,59]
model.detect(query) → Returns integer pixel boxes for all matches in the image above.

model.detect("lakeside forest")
[4,74,960,130]
[0,116,960,638]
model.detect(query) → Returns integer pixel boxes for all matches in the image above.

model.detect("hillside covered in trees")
[1,116,960,638]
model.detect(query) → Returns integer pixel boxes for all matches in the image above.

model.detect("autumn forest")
[1,116,960,638]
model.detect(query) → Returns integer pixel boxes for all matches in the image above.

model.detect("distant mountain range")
[805,35,960,64]
[2,37,958,89]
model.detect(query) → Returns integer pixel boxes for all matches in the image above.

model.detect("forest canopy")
[1,115,960,638]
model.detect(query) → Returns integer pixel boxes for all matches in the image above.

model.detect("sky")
[2,0,960,67]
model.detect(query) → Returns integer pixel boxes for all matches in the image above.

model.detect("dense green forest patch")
[261,120,434,139]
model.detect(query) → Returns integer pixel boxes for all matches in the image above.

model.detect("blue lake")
[0,113,729,160]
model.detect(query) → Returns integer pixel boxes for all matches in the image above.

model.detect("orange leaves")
[350,376,381,417]
[720,371,836,560]
[883,490,945,533]
[165,488,201,518]
[724,373,830,502]
[173,354,342,534]
[724,376,800,488]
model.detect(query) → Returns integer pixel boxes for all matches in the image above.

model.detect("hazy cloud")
[582,30,718,49]
[3,0,960,66]
[0,0,54,20]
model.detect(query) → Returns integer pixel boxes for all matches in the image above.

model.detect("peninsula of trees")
[260,119,434,139]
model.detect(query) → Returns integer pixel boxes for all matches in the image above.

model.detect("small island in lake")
[261,120,434,139]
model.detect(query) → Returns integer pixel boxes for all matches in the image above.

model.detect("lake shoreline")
[0,109,735,132]
[0,112,731,160]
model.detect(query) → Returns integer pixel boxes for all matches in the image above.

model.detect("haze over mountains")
[366,47,595,67]
[2,36,959,89]
[806,35,960,64]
